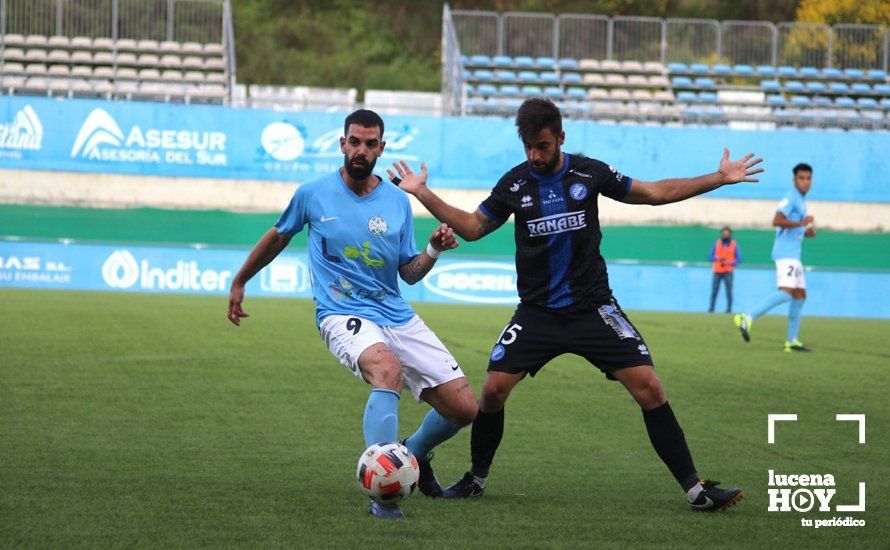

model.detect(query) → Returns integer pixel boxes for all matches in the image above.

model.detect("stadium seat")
[704,106,725,118]
[667,62,687,73]
[469,55,490,66]
[499,84,520,96]
[627,75,648,87]
[843,68,864,79]
[648,75,669,87]
[881,98,890,109]
[682,105,703,117]
[861,109,883,121]
[543,85,563,98]
[2,47,25,60]
[0,62,25,75]
[25,35,48,47]
[609,88,630,100]
[643,61,664,73]
[24,50,47,62]
[850,83,871,94]
[690,63,709,74]
[557,58,579,70]
[784,80,804,92]
[694,77,714,88]
[137,54,160,67]
[672,76,692,87]
[806,81,827,93]
[566,87,586,98]
[204,58,225,71]
[494,70,516,82]
[790,95,810,106]
[822,67,842,79]
[48,50,70,63]
[514,56,534,68]
[476,83,497,95]
[766,94,786,106]
[517,70,538,82]
[586,88,609,99]
[756,65,775,76]
[777,66,797,77]
[24,64,47,76]
[631,89,653,101]
[835,96,856,108]
[181,42,204,55]
[540,71,559,83]
[2,34,25,46]
[866,69,887,81]
[138,68,161,81]
[761,80,781,92]
[203,43,224,56]
[160,41,181,54]
[116,38,137,51]
[812,95,832,106]
[799,66,820,78]
[733,64,753,76]
[653,90,675,101]
[93,37,114,50]
[473,69,493,81]
[70,50,91,64]
[677,90,697,102]
[600,60,621,71]
[583,73,604,85]
[561,72,582,84]
[579,59,599,70]
[699,91,718,103]
[829,82,849,93]
[47,65,69,77]
[488,55,510,67]
[622,60,644,72]
[536,57,556,68]
[874,84,890,95]
[857,97,879,109]
[712,64,732,76]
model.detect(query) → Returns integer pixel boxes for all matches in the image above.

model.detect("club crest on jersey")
[368,216,388,236]
[569,183,588,200]
[526,211,587,237]
[509,179,526,192]
[490,344,506,361]
[520,195,533,208]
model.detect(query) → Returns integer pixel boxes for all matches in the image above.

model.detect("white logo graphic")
[260,257,310,293]
[521,195,533,208]
[101,249,231,291]
[423,262,519,304]
[543,189,563,206]
[608,165,625,181]
[0,253,71,284]
[638,344,649,355]
[320,216,339,222]
[368,217,388,236]
[526,211,587,237]
[0,105,43,151]
[102,250,140,288]
[509,179,526,192]
[71,108,227,165]
[568,169,592,179]
[261,122,305,161]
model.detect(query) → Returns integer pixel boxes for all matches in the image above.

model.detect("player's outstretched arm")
[227,227,291,326]
[388,161,499,241]
[623,148,763,206]
[399,223,458,285]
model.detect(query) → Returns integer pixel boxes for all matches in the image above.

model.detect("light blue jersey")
[275,170,419,327]
[771,186,807,261]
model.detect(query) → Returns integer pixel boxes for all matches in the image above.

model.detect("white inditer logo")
[71,109,124,158]
[261,122,304,161]
[102,250,139,289]
[0,105,43,150]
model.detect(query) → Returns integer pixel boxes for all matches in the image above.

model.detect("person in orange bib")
[708,226,741,313]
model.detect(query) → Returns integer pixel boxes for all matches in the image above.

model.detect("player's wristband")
[426,243,442,259]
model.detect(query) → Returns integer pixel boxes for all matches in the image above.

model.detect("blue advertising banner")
[1,240,887,319]
[0,96,887,202]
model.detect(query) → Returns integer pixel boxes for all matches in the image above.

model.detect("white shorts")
[775,258,806,289]
[318,314,465,402]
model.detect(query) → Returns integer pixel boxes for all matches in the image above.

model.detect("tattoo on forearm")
[478,218,502,239]
[403,255,432,284]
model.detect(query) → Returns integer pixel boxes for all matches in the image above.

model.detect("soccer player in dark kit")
[388,97,763,511]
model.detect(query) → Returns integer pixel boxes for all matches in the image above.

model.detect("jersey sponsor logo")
[597,303,640,340]
[71,108,227,166]
[0,253,72,285]
[423,261,519,304]
[0,105,43,153]
[526,211,587,237]
[320,216,339,222]
[569,183,588,200]
[509,178,526,192]
[101,249,231,291]
[330,275,387,301]
[542,188,563,206]
[568,169,592,179]
[490,344,506,361]
[368,216,388,236]
[344,241,384,268]
[607,165,625,181]
[520,195,534,208]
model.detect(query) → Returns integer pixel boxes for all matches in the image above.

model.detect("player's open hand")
[227,284,250,326]
[429,223,458,252]
[718,148,763,184]
[387,160,428,195]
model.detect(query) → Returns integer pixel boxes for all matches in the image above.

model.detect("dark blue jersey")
[479,154,632,310]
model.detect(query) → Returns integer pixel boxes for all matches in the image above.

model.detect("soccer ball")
[356,442,419,504]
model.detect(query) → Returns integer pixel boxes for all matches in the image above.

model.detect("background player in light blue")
[735,163,815,351]
[227,110,478,519]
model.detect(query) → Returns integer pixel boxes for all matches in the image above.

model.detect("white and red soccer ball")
[356,442,419,504]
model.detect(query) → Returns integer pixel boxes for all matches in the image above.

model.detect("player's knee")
[635,377,666,409]
[362,351,403,390]
[481,380,511,411]
[450,399,478,426]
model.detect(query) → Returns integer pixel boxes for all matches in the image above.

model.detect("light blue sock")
[404,409,463,460]
[749,290,792,319]
[363,389,400,447]
[787,298,805,342]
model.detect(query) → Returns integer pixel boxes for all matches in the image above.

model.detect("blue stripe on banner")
[534,157,573,309]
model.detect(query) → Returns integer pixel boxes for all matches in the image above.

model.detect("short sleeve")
[590,160,633,201]
[776,195,794,217]
[399,199,420,265]
[274,186,308,236]
[478,174,514,222]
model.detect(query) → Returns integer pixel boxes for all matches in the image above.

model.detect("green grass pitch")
[2,289,888,548]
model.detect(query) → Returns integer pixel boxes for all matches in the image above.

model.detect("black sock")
[642,402,700,491]
[470,408,504,478]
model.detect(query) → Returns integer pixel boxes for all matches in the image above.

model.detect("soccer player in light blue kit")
[735,163,815,352]
[227,110,478,518]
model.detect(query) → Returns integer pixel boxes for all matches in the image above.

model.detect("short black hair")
[344,109,384,137]
[515,97,562,142]
[722,226,732,233]
[792,163,812,175]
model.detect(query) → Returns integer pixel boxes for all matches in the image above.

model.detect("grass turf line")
[1,289,888,548]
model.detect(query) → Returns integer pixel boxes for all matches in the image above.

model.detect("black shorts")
[487,301,654,380]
